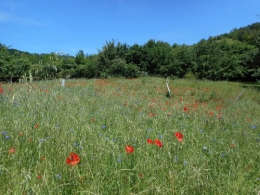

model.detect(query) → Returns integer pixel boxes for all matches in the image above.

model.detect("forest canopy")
[1,22,260,82]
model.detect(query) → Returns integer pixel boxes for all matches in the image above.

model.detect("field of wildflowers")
[0,78,259,195]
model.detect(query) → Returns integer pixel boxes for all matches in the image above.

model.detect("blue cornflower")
[101,125,106,129]
[2,131,7,135]
[70,129,74,133]
[5,135,10,139]
[55,174,61,179]
[200,129,204,132]
[250,125,257,129]
[117,158,122,163]
[13,100,20,107]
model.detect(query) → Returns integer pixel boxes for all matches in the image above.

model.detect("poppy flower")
[9,147,16,154]
[125,145,134,153]
[66,152,80,166]
[147,139,153,144]
[37,174,42,179]
[34,124,39,128]
[154,139,163,147]
[148,112,155,117]
[175,132,183,142]
[183,107,189,112]
[230,144,235,148]
[0,87,4,95]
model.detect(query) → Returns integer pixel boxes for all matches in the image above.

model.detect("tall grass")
[0,77,259,194]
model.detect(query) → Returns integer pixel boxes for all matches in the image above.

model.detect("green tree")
[97,40,129,77]
[141,39,171,75]
[75,50,86,65]
[0,43,12,79]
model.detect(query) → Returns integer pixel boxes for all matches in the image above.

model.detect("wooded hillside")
[1,22,259,82]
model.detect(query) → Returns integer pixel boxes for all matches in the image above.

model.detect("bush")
[124,63,140,78]
[183,71,198,80]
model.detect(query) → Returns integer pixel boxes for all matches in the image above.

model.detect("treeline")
[1,22,260,82]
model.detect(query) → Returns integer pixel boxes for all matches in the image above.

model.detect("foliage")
[1,22,260,81]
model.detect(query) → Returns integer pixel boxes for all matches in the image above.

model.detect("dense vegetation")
[1,22,260,82]
[0,78,259,194]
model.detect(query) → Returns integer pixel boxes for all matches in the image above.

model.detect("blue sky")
[0,0,259,56]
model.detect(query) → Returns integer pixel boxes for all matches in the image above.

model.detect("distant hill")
[213,22,260,46]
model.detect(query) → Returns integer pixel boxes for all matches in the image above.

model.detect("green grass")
[0,77,259,195]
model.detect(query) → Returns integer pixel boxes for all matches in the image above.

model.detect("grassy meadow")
[0,77,259,195]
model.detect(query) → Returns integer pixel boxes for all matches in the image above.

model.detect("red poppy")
[0,87,4,95]
[9,147,16,154]
[230,144,235,148]
[8,148,16,154]
[183,107,189,112]
[148,112,155,117]
[175,132,183,142]
[147,139,153,144]
[66,152,80,166]
[154,139,163,147]
[125,145,134,153]
[34,124,39,128]
[37,175,42,179]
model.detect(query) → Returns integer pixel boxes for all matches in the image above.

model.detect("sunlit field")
[0,77,259,195]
